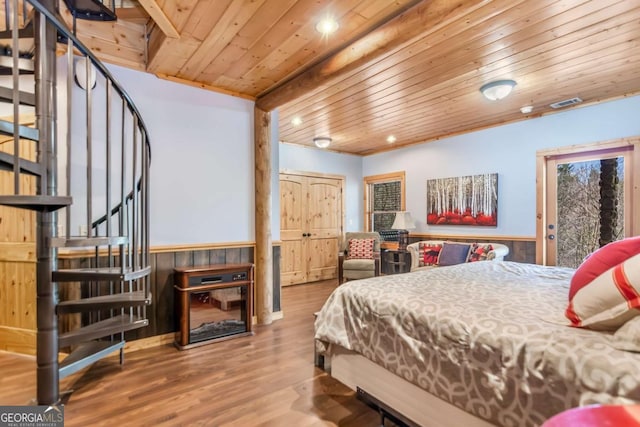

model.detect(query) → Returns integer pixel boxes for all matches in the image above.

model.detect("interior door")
[279,173,343,286]
[280,174,307,285]
[306,177,341,282]
[543,147,633,266]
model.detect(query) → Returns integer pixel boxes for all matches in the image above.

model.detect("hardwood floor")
[0,280,388,426]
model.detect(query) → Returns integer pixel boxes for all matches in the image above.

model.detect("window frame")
[363,171,406,232]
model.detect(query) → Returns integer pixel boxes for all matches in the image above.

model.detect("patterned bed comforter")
[314,261,640,427]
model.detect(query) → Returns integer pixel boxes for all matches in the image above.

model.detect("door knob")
[548,234,555,240]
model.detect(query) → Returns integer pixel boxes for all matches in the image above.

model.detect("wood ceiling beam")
[137,0,180,38]
[255,0,488,112]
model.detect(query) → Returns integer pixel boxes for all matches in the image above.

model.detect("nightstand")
[382,249,411,275]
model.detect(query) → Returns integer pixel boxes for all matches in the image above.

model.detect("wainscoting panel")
[58,244,281,342]
[408,235,536,264]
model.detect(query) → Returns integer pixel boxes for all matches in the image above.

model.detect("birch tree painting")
[426,173,498,226]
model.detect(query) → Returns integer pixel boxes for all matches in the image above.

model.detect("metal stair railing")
[0,0,151,405]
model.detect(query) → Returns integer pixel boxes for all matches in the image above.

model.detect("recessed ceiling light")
[315,17,338,35]
[386,135,397,143]
[291,116,302,126]
[520,105,533,114]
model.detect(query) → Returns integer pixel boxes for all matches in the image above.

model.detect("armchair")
[338,232,381,283]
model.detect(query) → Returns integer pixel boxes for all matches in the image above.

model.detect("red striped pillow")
[569,236,640,300]
[566,253,640,330]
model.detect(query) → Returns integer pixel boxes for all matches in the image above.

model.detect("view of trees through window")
[371,181,401,231]
[556,157,624,268]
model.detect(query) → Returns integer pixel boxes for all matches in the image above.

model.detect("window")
[364,172,406,232]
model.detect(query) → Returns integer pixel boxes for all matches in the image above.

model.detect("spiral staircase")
[0,0,150,405]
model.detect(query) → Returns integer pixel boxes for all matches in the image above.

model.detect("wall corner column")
[254,106,273,325]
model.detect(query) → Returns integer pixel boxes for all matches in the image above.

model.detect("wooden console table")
[174,263,254,350]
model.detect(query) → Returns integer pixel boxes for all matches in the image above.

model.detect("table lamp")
[391,211,415,251]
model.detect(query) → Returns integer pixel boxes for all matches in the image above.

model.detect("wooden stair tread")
[53,265,151,282]
[59,314,147,347]
[57,291,151,314]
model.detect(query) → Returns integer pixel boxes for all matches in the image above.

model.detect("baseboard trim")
[124,332,175,352]
[0,326,36,355]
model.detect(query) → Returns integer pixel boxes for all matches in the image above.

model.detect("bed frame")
[325,345,495,427]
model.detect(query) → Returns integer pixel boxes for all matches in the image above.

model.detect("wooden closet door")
[280,174,308,285]
[306,177,341,282]
[279,173,342,286]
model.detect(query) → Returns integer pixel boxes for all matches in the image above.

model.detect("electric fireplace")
[174,263,254,350]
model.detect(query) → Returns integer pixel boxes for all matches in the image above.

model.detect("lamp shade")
[480,79,516,101]
[391,211,416,230]
[313,137,331,148]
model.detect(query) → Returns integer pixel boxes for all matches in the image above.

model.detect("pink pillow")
[347,238,374,259]
[569,236,640,300]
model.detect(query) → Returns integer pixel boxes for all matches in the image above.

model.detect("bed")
[314,261,640,427]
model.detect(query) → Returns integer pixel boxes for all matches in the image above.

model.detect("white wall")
[59,59,640,243]
[278,142,364,231]
[62,61,256,246]
[364,95,640,237]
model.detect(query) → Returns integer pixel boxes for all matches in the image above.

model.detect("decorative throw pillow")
[569,236,640,300]
[419,243,442,267]
[566,253,640,330]
[437,242,472,266]
[468,244,494,262]
[347,238,374,259]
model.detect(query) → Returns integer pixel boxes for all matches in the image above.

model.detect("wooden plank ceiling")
[78,0,640,155]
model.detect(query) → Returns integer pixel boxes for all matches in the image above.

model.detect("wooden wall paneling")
[174,251,193,269]
[272,246,281,312]
[225,247,242,264]
[153,252,177,336]
[145,253,159,338]
[406,235,536,264]
[192,249,209,267]
[136,0,179,38]
[0,131,37,355]
[57,257,82,337]
[54,245,275,343]
[240,247,253,264]
[210,248,226,265]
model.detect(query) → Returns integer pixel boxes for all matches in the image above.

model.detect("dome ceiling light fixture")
[386,135,397,143]
[479,79,517,101]
[313,136,332,149]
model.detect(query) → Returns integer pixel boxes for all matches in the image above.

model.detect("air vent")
[549,97,583,109]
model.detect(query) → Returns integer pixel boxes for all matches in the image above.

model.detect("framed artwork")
[426,173,498,226]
